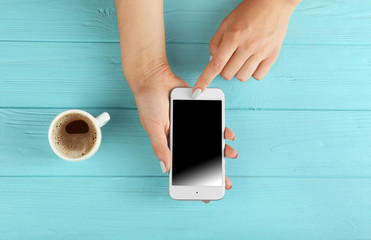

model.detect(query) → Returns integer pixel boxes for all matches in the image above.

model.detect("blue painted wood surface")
[0,0,370,239]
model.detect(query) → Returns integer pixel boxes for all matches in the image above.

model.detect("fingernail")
[192,88,202,99]
[160,161,167,173]
[209,55,213,62]
[234,153,238,159]
[232,136,236,141]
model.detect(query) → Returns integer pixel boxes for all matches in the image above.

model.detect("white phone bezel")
[169,87,225,201]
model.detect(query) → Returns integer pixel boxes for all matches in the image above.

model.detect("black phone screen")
[172,100,222,186]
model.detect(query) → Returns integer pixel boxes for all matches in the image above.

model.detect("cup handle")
[95,112,110,128]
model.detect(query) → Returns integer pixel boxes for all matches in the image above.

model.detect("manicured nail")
[160,161,167,173]
[209,55,213,62]
[192,88,202,99]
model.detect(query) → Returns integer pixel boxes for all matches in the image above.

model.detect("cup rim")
[48,109,102,161]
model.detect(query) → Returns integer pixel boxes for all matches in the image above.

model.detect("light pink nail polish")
[160,161,166,173]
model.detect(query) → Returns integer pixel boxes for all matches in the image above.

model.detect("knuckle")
[247,39,260,51]
[209,40,218,52]
[258,45,270,56]
[226,29,241,43]
[229,28,241,36]
[249,53,262,64]
[152,145,164,157]
[240,41,257,54]
[209,58,224,72]
[240,43,251,53]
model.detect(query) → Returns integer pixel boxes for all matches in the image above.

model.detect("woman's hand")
[193,0,301,92]
[115,0,238,203]
[132,64,238,203]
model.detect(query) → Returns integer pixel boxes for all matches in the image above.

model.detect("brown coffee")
[51,113,97,159]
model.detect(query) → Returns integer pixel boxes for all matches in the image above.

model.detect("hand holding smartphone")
[169,88,227,201]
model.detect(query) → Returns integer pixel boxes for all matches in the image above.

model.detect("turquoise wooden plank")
[0,0,369,238]
[1,0,370,44]
[1,43,370,109]
[1,108,371,177]
[0,43,371,110]
[0,177,370,240]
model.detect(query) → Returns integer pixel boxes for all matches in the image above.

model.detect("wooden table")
[1,0,370,239]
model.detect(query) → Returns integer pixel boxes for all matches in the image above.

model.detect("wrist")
[123,57,173,95]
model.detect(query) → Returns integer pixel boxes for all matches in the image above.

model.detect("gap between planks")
[1,39,371,46]
[2,107,371,112]
[0,176,370,179]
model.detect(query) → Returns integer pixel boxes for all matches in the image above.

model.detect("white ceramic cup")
[48,109,110,161]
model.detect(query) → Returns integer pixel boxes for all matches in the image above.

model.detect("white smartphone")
[169,87,225,201]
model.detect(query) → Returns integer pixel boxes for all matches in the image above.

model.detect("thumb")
[147,123,171,173]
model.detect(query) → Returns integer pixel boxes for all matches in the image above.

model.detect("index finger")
[193,38,237,93]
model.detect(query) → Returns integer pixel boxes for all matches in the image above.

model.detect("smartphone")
[169,87,225,200]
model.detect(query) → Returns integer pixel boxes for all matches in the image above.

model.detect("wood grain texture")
[1,0,371,238]
[1,0,370,44]
[0,177,370,240]
[1,43,371,109]
[1,108,371,177]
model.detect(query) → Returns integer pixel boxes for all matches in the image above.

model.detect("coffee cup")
[48,109,110,161]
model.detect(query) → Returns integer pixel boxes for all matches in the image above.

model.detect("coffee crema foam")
[51,113,97,159]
